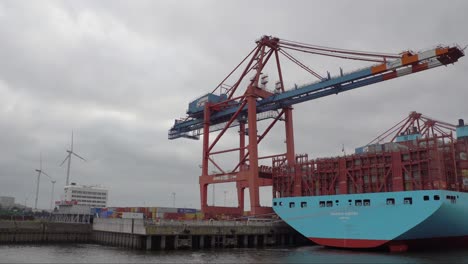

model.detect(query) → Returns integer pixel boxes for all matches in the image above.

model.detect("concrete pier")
[0,218,311,250]
[91,231,143,249]
[92,218,311,250]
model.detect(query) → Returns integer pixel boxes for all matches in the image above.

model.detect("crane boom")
[169,38,464,140]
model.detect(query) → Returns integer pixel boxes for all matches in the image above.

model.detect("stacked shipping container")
[273,135,468,198]
[91,207,204,220]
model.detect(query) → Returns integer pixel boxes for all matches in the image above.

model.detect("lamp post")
[50,180,56,211]
[23,197,28,220]
[171,192,176,208]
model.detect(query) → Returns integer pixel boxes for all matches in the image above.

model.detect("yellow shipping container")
[195,212,204,220]
[184,213,196,219]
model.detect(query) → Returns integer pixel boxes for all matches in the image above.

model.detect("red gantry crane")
[168,36,464,218]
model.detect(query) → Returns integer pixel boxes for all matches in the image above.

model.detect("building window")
[434,195,440,200]
[386,198,395,205]
[301,202,307,208]
[319,201,325,207]
[273,202,277,206]
[355,200,362,206]
[289,202,295,208]
[423,195,429,201]
[326,201,333,207]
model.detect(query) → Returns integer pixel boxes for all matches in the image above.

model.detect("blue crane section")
[169,38,464,140]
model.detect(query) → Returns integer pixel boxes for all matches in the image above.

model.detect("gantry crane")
[168,36,464,217]
[366,111,459,146]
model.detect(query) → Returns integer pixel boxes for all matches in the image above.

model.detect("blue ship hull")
[273,190,468,251]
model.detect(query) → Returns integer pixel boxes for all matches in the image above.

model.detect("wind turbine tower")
[50,180,56,211]
[34,153,52,210]
[61,132,86,186]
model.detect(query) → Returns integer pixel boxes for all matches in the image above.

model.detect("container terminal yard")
[1,36,465,252]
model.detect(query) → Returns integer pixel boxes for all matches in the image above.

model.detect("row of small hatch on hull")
[273,194,459,209]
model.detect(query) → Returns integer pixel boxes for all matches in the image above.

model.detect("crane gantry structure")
[168,36,464,217]
[366,111,459,146]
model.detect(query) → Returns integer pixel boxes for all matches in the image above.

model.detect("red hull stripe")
[393,235,468,249]
[310,236,468,250]
[309,237,388,248]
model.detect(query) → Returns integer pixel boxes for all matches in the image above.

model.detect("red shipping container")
[163,212,186,220]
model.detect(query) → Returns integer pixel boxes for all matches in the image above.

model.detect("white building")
[63,183,108,208]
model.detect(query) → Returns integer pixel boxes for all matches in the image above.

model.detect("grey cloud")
[0,0,467,210]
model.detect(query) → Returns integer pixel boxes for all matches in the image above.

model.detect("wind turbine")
[34,153,52,210]
[60,132,86,186]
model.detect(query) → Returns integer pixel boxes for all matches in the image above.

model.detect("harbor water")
[1,244,468,263]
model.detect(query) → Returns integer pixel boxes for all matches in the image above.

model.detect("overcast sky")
[1,1,467,210]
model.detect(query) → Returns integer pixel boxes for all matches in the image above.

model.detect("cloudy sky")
[1,1,467,210]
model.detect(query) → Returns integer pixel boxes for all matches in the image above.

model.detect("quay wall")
[0,219,311,250]
[0,221,91,244]
[92,218,311,250]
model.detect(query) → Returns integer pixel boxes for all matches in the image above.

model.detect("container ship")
[272,112,468,252]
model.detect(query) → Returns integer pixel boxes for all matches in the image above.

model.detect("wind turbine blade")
[72,152,86,161]
[42,171,52,179]
[71,131,74,152]
[60,154,70,166]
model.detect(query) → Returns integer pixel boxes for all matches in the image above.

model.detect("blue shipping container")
[177,208,197,214]
[355,147,365,154]
[99,211,108,218]
[457,126,468,139]
[396,133,421,143]
[187,93,227,115]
